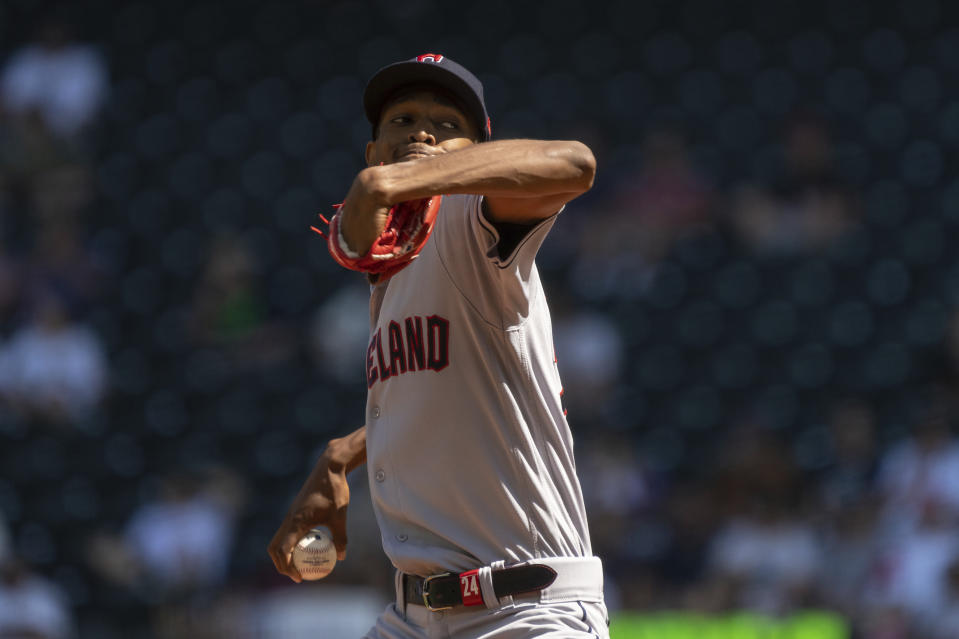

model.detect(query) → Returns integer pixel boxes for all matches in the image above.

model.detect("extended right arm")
[340,139,595,254]
[267,425,367,582]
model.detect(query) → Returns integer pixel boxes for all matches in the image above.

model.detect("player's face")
[366,88,480,166]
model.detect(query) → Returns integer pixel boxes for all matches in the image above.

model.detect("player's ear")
[365,141,377,167]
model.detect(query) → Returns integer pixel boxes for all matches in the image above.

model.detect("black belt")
[403,564,557,611]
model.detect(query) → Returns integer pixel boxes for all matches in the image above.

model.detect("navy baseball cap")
[364,53,492,141]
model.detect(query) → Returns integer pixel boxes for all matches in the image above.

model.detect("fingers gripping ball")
[292,527,337,580]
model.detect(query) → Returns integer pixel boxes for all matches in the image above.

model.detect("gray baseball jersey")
[364,193,593,578]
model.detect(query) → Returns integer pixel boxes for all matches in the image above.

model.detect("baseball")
[291,527,337,580]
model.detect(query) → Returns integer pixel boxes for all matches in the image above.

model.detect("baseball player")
[268,54,609,638]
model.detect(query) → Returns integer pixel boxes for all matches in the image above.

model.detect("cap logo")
[416,53,444,63]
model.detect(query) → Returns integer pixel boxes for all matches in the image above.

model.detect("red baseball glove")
[312,196,442,280]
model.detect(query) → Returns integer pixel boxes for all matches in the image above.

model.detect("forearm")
[341,140,595,252]
[371,139,595,203]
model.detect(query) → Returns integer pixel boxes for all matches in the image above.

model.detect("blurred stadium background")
[0,0,957,637]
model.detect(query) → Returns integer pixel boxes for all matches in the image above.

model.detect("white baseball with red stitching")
[292,527,337,580]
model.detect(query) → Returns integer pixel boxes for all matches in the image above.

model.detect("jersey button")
[396,534,408,542]
[372,406,381,418]
[375,469,386,482]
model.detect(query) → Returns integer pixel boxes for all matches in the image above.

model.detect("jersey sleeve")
[430,194,560,329]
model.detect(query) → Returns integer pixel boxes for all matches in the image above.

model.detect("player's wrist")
[320,443,347,474]
[364,161,436,205]
[323,431,366,474]
[359,164,389,197]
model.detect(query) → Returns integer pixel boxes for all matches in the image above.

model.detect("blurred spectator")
[252,585,388,639]
[876,387,959,536]
[730,110,856,255]
[308,282,371,385]
[190,233,294,368]
[0,111,82,223]
[570,122,713,298]
[553,303,625,423]
[818,397,879,513]
[0,7,102,247]
[819,500,881,619]
[26,163,95,229]
[90,470,245,604]
[711,419,801,519]
[191,234,265,344]
[931,559,959,639]
[0,4,108,244]
[707,492,822,615]
[579,435,655,539]
[606,122,714,263]
[127,469,242,596]
[868,500,959,634]
[660,479,723,603]
[706,422,820,614]
[0,7,107,145]
[857,605,912,639]
[576,435,663,611]
[0,559,74,639]
[22,221,104,318]
[0,289,107,424]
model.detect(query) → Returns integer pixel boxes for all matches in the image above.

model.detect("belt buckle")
[422,572,453,611]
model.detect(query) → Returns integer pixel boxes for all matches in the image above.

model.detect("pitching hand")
[267,454,350,583]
